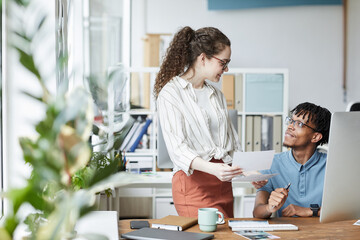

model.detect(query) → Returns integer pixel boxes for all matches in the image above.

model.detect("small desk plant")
[0,0,141,239]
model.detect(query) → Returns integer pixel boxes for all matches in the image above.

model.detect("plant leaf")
[14,47,41,79]
[88,157,119,186]
[36,15,46,31]
[3,216,19,238]
[13,30,31,43]
[21,90,43,102]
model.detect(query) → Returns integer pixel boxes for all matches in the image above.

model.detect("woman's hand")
[211,163,243,182]
[190,157,242,181]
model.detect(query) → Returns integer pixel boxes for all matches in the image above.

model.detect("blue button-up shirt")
[258,150,327,217]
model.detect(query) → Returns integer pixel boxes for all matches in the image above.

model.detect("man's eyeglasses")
[211,56,231,70]
[285,116,317,132]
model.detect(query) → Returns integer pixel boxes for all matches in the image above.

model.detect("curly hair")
[153,26,231,98]
[291,102,332,146]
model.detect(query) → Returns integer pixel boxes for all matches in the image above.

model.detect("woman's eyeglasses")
[285,116,317,132]
[211,56,231,70]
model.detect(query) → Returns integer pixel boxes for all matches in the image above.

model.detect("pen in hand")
[271,182,291,209]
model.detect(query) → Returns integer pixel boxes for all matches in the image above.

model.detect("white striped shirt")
[157,76,242,175]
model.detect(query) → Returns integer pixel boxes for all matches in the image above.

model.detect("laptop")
[320,112,360,223]
[121,228,214,240]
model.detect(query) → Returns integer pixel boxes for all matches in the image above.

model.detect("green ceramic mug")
[198,208,225,232]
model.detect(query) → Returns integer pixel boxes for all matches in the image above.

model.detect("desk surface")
[119,217,360,239]
[116,172,252,188]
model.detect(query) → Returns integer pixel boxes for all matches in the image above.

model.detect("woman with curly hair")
[154,26,243,218]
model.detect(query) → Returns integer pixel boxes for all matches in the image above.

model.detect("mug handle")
[216,211,224,224]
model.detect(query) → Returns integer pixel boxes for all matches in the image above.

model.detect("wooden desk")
[119,217,360,239]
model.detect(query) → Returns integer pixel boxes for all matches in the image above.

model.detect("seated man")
[253,102,331,218]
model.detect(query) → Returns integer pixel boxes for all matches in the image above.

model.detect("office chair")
[346,101,360,111]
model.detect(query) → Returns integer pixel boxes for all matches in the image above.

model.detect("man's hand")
[267,187,289,213]
[281,204,313,217]
[251,180,268,189]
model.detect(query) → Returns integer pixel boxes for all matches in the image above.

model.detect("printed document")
[232,150,275,171]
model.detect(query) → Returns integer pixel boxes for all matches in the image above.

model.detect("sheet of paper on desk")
[235,230,280,240]
[232,173,278,182]
[233,150,275,171]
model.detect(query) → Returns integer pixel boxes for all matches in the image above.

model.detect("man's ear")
[311,132,323,144]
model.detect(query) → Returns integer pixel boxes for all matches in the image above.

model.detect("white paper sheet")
[232,173,278,182]
[233,150,275,171]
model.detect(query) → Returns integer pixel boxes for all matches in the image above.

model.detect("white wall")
[131,0,360,113]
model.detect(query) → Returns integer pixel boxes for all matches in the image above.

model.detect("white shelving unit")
[221,68,289,153]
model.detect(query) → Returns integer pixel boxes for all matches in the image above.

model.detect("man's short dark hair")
[291,102,332,146]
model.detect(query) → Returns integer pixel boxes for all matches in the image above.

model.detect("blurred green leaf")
[88,156,119,186]
[21,90,43,102]
[24,213,45,236]
[13,0,30,7]
[4,216,19,236]
[14,47,41,79]
[6,185,32,213]
[13,30,31,43]
[4,216,19,237]
[36,15,46,31]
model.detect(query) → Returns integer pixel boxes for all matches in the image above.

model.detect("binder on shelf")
[125,120,146,152]
[131,72,152,109]
[222,74,235,109]
[261,116,274,151]
[151,215,198,231]
[253,115,262,151]
[114,116,136,150]
[245,116,254,152]
[120,120,141,151]
[237,116,242,145]
[143,73,151,109]
[273,115,282,153]
[235,74,243,112]
[130,72,141,106]
[129,118,153,152]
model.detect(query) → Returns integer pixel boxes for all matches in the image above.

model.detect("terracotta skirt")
[172,159,234,218]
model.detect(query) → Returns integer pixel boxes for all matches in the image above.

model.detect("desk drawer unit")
[155,197,178,219]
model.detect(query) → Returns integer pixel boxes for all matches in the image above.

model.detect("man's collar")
[289,150,320,171]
